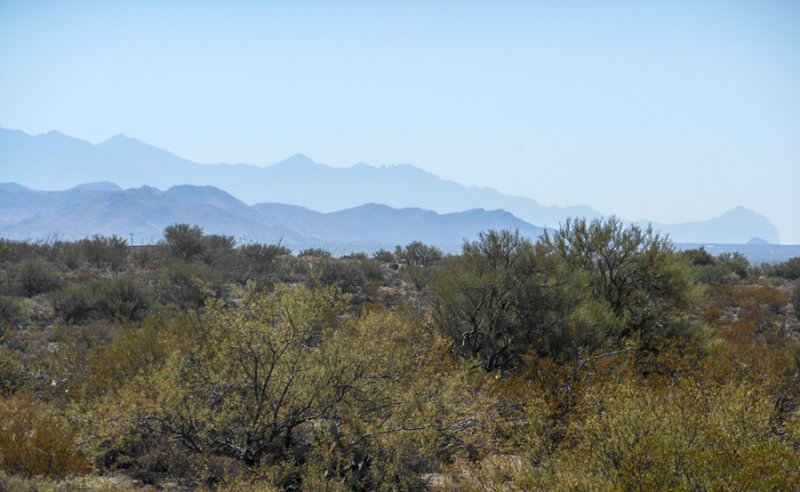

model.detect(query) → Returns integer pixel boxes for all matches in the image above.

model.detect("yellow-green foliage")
[84,284,477,488]
[1,232,798,489]
[446,283,800,491]
[0,394,88,479]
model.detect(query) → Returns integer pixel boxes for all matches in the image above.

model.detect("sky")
[1,1,799,243]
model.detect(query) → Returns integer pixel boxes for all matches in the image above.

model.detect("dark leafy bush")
[313,258,383,295]
[8,259,59,297]
[199,234,236,265]
[395,241,443,268]
[771,257,800,281]
[717,251,750,279]
[233,243,291,284]
[691,263,739,285]
[51,278,152,324]
[372,248,396,263]
[156,263,225,310]
[682,247,715,266]
[548,218,701,351]
[164,223,205,261]
[432,230,570,370]
[81,234,129,270]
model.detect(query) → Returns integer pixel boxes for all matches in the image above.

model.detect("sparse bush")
[51,278,152,324]
[313,258,383,296]
[8,259,59,297]
[273,256,312,284]
[372,248,396,263]
[81,234,129,270]
[299,247,332,258]
[692,263,739,285]
[234,243,291,284]
[156,262,224,310]
[56,240,83,269]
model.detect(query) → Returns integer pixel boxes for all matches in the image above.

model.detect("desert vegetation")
[0,220,799,490]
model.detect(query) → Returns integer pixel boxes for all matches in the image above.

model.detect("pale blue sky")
[1,1,798,243]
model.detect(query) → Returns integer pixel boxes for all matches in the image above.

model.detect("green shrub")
[372,249,396,263]
[233,243,291,284]
[299,248,332,258]
[313,258,383,295]
[199,233,236,267]
[156,263,224,310]
[692,263,738,285]
[51,278,152,324]
[164,223,205,261]
[0,296,24,327]
[682,247,715,266]
[717,251,750,279]
[395,241,443,267]
[771,257,800,281]
[8,259,59,297]
[81,234,129,270]
[274,256,312,284]
[432,230,569,370]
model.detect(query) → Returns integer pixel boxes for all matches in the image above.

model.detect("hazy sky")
[1,1,798,243]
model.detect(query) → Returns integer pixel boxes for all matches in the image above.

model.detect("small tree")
[395,241,443,268]
[544,217,699,347]
[432,230,570,371]
[298,248,332,258]
[82,234,129,270]
[164,224,205,261]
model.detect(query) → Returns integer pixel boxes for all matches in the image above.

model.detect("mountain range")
[0,127,781,245]
[0,182,545,253]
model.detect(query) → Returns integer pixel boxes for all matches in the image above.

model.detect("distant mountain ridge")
[0,127,781,244]
[641,207,780,245]
[0,183,545,252]
[0,127,600,228]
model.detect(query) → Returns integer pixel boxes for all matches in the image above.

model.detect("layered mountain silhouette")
[0,127,781,245]
[0,128,599,228]
[641,207,780,245]
[0,183,545,252]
